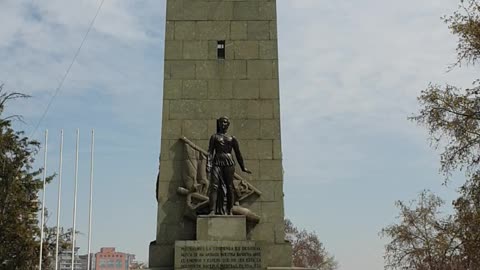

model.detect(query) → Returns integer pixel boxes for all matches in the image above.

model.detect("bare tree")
[285,219,338,270]
[381,191,464,270]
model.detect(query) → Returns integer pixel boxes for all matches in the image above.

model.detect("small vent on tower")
[217,40,225,60]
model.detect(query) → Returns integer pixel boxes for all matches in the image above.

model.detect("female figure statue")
[207,116,251,215]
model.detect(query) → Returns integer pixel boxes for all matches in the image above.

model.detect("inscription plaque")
[175,241,262,270]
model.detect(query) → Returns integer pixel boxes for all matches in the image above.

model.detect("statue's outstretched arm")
[232,137,251,174]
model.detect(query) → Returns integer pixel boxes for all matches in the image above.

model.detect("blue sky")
[1,1,478,269]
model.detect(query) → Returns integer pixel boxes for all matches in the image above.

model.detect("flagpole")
[71,129,79,270]
[39,130,48,270]
[54,130,64,270]
[86,129,95,270]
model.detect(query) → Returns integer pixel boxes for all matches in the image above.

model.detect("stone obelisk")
[150,0,291,269]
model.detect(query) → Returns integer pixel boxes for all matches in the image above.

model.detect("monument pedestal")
[150,216,292,270]
[174,215,262,270]
[175,240,262,270]
[150,215,292,269]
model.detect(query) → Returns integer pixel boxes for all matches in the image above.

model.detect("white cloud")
[0,0,163,95]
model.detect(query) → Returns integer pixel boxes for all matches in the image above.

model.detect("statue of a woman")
[207,116,251,215]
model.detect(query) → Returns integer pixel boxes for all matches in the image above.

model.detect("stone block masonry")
[150,0,292,268]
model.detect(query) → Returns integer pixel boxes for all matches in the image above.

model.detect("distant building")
[95,247,135,270]
[78,253,96,270]
[57,247,82,270]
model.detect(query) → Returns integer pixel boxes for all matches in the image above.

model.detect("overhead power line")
[30,0,105,137]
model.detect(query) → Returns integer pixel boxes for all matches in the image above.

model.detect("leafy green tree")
[285,219,338,270]
[0,85,44,269]
[381,191,463,270]
[0,85,70,269]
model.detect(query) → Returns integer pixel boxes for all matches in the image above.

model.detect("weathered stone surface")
[165,41,183,60]
[260,119,280,139]
[273,101,280,119]
[234,41,259,60]
[233,1,260,20]
[259,99,274,119]
[174,21,196,40]
[242,159,260,181]
[208,80,233,99]
[183,41,208,60]
[259,160,283,180]
[207,1,234,20]
[166,21,175,40]
[248,222,275,242]
[197,216,247,241]
[269,20,278,39]
[231,100,260,119]
[273,60,279,79]
[233,80,259,99]
[248,60,274,79]
[242,140,273,160]
[149,242,175,268]
[158,160,184,182]
[196,61,218,80]
[166,0,184,21]
[248,21,271,40]
[183,0,209,21]
[261,202,285,223]
[223,61,247,79]
[234,119,260,139]
[273,139,282,160]
[259,243,292,268]
[160,139,184,162]
[166,61,196,79]
[273,222,287,244]
[182,80,208,99]
[182,120,209,139]
[206,100,233,119]
[196,61,247,80]
[196,21,230,40]
[231,21,248,40]
[163,80,182,100]
[251,181,283,202]
[259,41,277,60]
[259,80,279,99]
[169,100,207,119]
[161,120,182,139]
[259,2,276,20]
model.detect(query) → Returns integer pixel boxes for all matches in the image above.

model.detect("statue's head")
[216,116,230,133]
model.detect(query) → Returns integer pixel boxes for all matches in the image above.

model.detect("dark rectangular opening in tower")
[217,41,225,59]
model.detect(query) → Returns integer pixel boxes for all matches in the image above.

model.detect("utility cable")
[30,0,105,137]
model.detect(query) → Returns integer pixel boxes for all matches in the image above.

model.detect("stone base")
[150,241,292,269]
[267,267,318,270]
[260,242,292,268]
[175,240,262,270]
[197,215,246,241]
[149,241,174,268]
[150,216,292,269]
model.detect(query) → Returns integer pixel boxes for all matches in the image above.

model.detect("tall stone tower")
[150,0,291,269]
